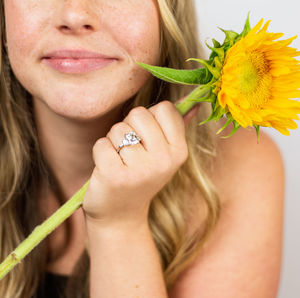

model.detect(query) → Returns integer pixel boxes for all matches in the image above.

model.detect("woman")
[0,0,284,297]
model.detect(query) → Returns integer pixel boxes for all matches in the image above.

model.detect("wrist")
[85,216,151,240]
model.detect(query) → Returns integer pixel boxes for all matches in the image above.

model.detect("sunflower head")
[135,14,300,140]
[195,14,300,139]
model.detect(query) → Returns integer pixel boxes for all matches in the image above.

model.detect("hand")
[82,99,192,230]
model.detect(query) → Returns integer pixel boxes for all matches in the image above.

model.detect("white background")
[194,1,300,297]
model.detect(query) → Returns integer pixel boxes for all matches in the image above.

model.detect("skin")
[3,0,162,199]
[4,0,198,200]
[3,0,198,296]
[3,0,284,297]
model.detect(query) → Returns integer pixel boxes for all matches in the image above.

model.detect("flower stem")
[0,86,207,281]
[0,180,90,280]
[175,85,211,116]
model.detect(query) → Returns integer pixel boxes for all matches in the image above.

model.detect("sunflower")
[217,19,300,136]
[136,15,300,139]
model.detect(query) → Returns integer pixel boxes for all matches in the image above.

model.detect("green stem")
[0,180,90,280]
[0,86,208,281]
[175,85,211,116]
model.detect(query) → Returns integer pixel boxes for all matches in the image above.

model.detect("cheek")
[110,4,160,66]
[106,3,161,95]
[4,1,51,60]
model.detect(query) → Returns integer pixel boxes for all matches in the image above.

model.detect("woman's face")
[3,0,160,121]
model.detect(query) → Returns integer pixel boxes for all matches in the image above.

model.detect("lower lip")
[41,57,117,73]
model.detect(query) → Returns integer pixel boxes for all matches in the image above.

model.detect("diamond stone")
[124,132,140,145]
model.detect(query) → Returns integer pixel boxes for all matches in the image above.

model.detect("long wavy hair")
[0,0,221,297]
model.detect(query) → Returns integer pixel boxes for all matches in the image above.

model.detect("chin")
[34,86,134,123]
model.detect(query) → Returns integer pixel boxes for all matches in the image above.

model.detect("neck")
[33,98,126,203]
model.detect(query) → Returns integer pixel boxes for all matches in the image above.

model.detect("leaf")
[135,62,211,85]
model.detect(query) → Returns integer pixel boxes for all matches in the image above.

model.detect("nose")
[56,0,101,35]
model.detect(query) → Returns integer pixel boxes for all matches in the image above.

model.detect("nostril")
[83,24,92,29]
[59,25,71,32]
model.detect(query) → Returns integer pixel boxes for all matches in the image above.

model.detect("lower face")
[4,0,161,121]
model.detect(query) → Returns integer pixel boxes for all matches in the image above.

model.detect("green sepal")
[182,86,214,103]
[214,56,223,69]
[205,42,225,62]
[186,58,220,79]
[198,110,216,125]
[188,91,217,104]
[213,102,226,118]
[254,124,260,143]
[198,104,225,125]
[216,118,232,135]
[135,62,212,85]
[240,12,251,38]
[218,27,239,48]
[212,39,221,48]
[221,120,241,138]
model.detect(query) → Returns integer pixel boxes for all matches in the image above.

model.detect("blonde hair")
[0,0,221,297]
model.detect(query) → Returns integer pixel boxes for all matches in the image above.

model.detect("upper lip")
[42,49,117,59]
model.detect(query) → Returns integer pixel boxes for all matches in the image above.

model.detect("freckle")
[129,77,132,80]
[135,284,139,288]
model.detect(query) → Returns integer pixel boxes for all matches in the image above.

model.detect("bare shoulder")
[169,124,285,298]
[211,123,285,205]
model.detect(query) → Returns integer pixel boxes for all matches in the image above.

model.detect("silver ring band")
[117,131,141,154]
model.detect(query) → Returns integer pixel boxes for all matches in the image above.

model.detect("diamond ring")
[116,131,142,154]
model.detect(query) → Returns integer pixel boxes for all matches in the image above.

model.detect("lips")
[43,49,115,59]
[41,49,118,73]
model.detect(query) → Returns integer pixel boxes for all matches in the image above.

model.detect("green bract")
[135,13,255,139]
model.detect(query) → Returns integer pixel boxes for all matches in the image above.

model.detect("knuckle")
[128,106,147,118]
[93,137,109,152]
[148,100,176,118]
[159,100,175,111]
[157,100,182,121]
[110,122,126,133]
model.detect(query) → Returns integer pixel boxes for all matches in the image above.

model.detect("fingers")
[93,100,188,171]
[92,137,124,174]
[148,100,187,150]
[106,122,145,167]
[122,106,169,154]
